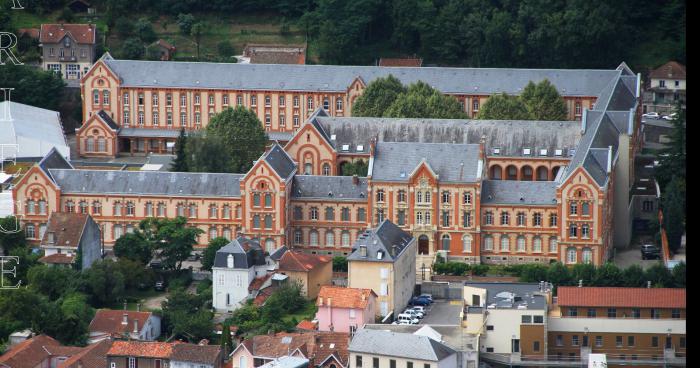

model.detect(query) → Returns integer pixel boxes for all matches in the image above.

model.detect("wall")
[307,261,333,299]
[79,215,102,269]
[349,352,454,368]
[480,309,546,354]
[213,266,254,312]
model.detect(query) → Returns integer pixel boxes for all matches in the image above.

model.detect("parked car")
[641,244,661,260]
[154,280,166,291]
[403,309,424,319]
[392,320,413,325]
[419,294,434,303]
[662,113,677,121]
[411,306,427,314]
[149,260,163,269]
[408,297,430,306]
[396,313,420,325]
[642,112,660,119]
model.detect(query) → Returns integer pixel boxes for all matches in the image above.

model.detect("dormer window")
[64,38,71,47]
[492,148,500,155]
[539,149,548,156]
[523,148,531,155]
[554,149,563,156]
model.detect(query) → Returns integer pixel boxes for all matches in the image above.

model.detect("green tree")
[119,37,145,59]
[161,287,213,341]
[520,80,568,120]
[171,128,189,172]
[0,288,47,339]
[27,265,78,301]
[135,17,157,43]
[205,106,268,173]
[547,262,572,289]
[140,217,203,270]
[351,75,406,117]
[332,256,348,272]
[645,263,673,288]
[0,64,66,110]
[114,232,153,264]
[202,237,230,272]
[217,41,235,59]
[191,22,206,60]
[45,293,93,345]
[662,176,685,252]
[80,260,126,307]
[341,160,368,176]
[671,262,685,287]
[184,133,230,173]
[114,17,135,37]
[570,263,596,286]
[383,81,467,119]
[0,216,26,255]
[477,93,530,120]
[593,263,623,286]
[58,7,75,22]
[518,264,549,283]
[177,13,195,35]
[655,101,686,190]
[220,321,234,355]
[621,264,646,287]
[114,258,156,290]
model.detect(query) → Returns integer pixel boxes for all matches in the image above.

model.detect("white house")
[348,329,458,368]
[212,237,273,312]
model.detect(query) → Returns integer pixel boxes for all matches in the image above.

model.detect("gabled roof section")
[88,309,153,336]
[481,180,558,206]
[279,251,331,273]
[40,212,90,249]
[317,286,376,309]
[213,237,265,269]
[371,142,480,183]
[348,220,414,263]
[649,61,686,80]
[291,175,367,201]
[269,245,288,261]
[38,147,73,182]
[0,335,64,368]
[348,329,456,361]
[58,339,113,368]
[170,344,221,365]
[95,110,120,130]
[263,143,297,180]
[39,24,96,44]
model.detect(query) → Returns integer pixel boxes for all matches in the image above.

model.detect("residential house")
[39,24,97,79]
[58,339,114,368]
[316,286,377,333]
[0,335,83,368]
[348,329,458,368]
[106,341,223,368]
[88,309,161,343]
[241,44,306,65]
[212,237,271,312]
[149,40,176,61]
[229,331,349,368]
[38,212,102,269]
[348,220,416,318]
[278,251,332,299]
[643,61,686,115]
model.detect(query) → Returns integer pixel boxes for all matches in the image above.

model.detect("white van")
[397,313,419,324]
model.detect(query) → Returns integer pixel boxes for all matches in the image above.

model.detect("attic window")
[523,148,531,155]
[539,149,548,156]
[492,148,501,155]
[554,149,563,156]
[341,144,350,151]
[330,134,336,140]
[357,145,364,151]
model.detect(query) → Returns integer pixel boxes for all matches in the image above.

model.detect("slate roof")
[96,110,119,130]
[264,143,297,179]
[0,101,70,160]
[118,128,181,138]
[480,180,558,206]
[317,286,376,309]
[48,169,243,197]
[348,329,456,362]
[279,251,331,273]
[170,344,222,365]
[40,212,90,249]
[370,142,481,183]
[291,175,368,201]
[103,58,618,96]
[348,220,414,263]
[58,340,113,368]
[88,309,154,336]
[39,24,96,44]
[313,116,581,157]
[557,287,686,309]
[213,237,266,269]
[464,282,546,310]
[269,245,289,261]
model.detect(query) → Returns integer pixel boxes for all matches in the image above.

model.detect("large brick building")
[15,62,641,269]
[76,54,623,157]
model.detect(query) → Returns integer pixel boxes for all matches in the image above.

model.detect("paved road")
[613,238,662,270]
[419,300,463,325]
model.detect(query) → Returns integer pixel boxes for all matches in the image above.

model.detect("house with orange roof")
[107,341,223,368]
[315,286,377,333]
[58,339,114,368]
[0,335,83,368]
[278,251,332,299]
[229,331,348,368]
[38,212,102,270]
[39,23,97,79]
[88,309,161,343]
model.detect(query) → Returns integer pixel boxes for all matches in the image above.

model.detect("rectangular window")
[521,315,532,323]
[407,362,413,368]
[628,336,635,346]
[587,308,596,317]
[672,309,681,319]
[572,335,579,346]
[533,315,543,323]
[390,360,395,368]
[651,308,661,319]
[608,308,616,318]
[568,308,578,317]
[533,341,540,352]
[556,335,563,346]
[652,336,659,347]
[595,336,603,347]
[128,358,136,368]
[616,336,623,347]
[373,358,379,368]
[356,356,362,368]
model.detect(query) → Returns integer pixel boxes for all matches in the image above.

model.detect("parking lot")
[416,300,463,325]
[613,238,663,270]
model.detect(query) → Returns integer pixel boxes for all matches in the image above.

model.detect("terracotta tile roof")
[240,332,349,366]
[253,285,279,306]
[649,61,686,80]
[0,335,66,368]
[18,28,40,39]
[317,286,376,310]
[378,58,423,67]
[40,212,90,249]
[296,320,318,331]
[244,44,306,65]
[557,287,686,309]
[89,309,152,336]
[155,39,176,51]
[39,253,76,264]
[107,341,175,359]
[248,273,272,292]
[58,340,113,368]
[170,344,221,365]
[39,24,96,44]
[45,346,85,356]
[279,252,330,273]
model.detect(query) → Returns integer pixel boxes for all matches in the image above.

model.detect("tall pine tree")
[170,128,188,172]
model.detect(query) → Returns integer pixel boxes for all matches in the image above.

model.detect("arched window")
[416,212,423,224]
[91,201,101,215]
[341,231,350,247]
[484,236,494,251]
[582,248,593,264]
[582,224,590,238]
[567,247,577,264]
[549,237,558,253]
[500,236,510,251]
[209,227,218,241]
[304,163,313,175]
[325,231,335,246]
[517,236,526,252]
[569,202,578,215]
[223,228,232,240]
[264,215,272,229]
[506,165,518,180]
[490,165,502,180]
[25,224,35,238]
[264,193,272,207]
[322,163,331,176]
[253,215,260,228]
[533,213,542,226]
[442,191,451,204]
[549,213,558,227]
[582,202,590,216]
[265,238,275,253]
[323,98,330,110]
[376,189,385,202]
[569,224,578,238]
[357,208,366,222]
[517,212,526,226]
[65,200,75,212]
[78,201,88,214]
[341,207,350,221]
[97,137,106,152]
[93,89,99,104]
[441,234,450,251]
[463,192,472,204]
[39,200,47,214]
[113,225,123,240]
[86,137,95,152]
[425,191,431,203]
[425,211,431,224]
[307,97,314,110]
[485,211,493,225]
[294,230,302,244]
[336,97,343,111]
[462,235,472,253]
[533,237,542,253]
[310,207,319,220]
[310,230,319,246]
[253,193,261,207]
[397,190,406,203]
[416,191,423,203]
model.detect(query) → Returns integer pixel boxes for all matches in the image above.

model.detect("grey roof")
[269,245,288,261]
[96,110,119,130]
[481,180,558,206]
[39,147,73,183]
[263,143,296,179]
[145,154,175,171]
[349,329,456,362]
[0,101,70,160]
[314,116,581,157]
[268,131,294,141]
[213,237,266,269]
[371,142,481,183]
[118,128,181,138]
[103,57,618,96]
[48,169,243,197]
[348,220,414,263]
[464,282,546,310]
[291,175,368,200]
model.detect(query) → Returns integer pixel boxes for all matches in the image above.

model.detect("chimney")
[479,135,486,160]
[136,303,140,312]
[227,254,234,268]
[578,280,583,288]
[123,302,127,310]
[122,313,128,325]
[647,281,652,288]
[581,109,588,133]
[352,175,359,185]
[133,319,138,334]
[606,145,613,173]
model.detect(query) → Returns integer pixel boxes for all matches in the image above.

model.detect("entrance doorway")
[418,235,430,255]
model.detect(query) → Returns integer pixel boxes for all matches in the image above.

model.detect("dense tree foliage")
[0,216,26,256]
[340,160,368,177]
[114,232,153,264]
[139,217,203,270]
[0,65,65,111]
[520,80,568,120]
[352,75,406,117]
[171,129,189,172]
[226,282,308,337]
[161,286,213,342]
[332,256,348,272]
[477,93,530,120]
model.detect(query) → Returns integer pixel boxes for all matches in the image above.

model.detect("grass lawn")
[281,299,318,324]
